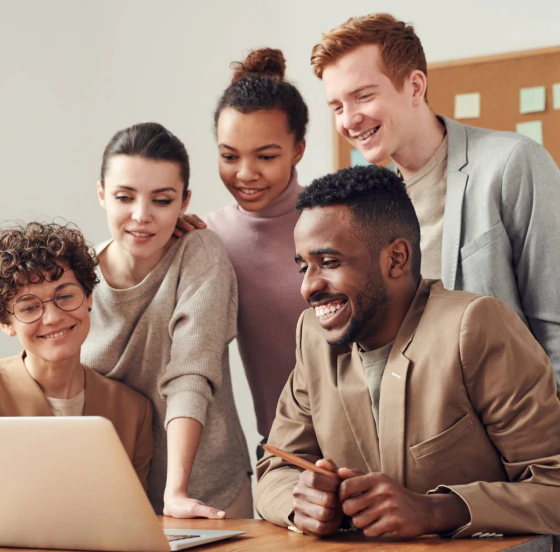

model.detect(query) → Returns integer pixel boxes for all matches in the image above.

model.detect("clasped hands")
[292,459,470,538]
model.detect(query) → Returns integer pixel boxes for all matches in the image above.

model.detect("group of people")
[1,11,560,541]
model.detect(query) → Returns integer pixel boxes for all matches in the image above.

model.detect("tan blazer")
[0,354,153,490]
[256,279,560,538]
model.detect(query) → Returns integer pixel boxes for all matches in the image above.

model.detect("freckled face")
[98,155,189,262]
[295,205,388,347]
[322,44,415,164]
[217,108,305,211]
[1,269,92,364]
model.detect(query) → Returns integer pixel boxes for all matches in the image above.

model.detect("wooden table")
[0,518,550,551]
[161,518,552,552]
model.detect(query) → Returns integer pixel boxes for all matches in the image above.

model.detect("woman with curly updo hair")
[181,48,309,458]
[0,222,153,489]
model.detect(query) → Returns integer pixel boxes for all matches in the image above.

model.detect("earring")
[88,307,92,313]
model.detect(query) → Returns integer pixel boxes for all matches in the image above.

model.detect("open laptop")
[0,417,246,551]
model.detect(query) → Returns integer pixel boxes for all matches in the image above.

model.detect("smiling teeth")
[358,127,379,140]
[240,189,261,194]
[130,231,151,237]
[43,329,70,339]
[315,302,344,318]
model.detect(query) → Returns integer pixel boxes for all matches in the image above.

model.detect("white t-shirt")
[46,389,85,416]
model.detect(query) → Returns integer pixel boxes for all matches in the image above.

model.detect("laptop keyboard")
[166,534,200,542]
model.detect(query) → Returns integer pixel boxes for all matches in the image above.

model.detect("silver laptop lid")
[0,416,169,552]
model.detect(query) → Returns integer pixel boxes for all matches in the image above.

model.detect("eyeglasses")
[6,283,86,324]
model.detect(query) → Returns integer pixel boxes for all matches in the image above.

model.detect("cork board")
[334,45,560,170]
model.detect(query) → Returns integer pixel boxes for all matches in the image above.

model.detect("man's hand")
[173,214,207,237]
[338,468,470,538]
[292,459,343,536]
[163,490,226,519]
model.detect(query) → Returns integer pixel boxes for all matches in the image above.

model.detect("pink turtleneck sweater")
[204,172,308,437]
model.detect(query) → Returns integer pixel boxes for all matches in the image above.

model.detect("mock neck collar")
[237,168,301,219]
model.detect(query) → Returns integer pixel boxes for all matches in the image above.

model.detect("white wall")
[1,0,559,487]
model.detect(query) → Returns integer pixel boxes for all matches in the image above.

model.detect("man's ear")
[386,238,413,279]
[97,181,106,209]
[408,70,427,106]
[0,322,16,337]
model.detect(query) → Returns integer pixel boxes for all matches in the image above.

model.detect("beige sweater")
[82,230,251,514]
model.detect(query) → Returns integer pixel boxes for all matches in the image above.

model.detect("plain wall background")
[1,0,559,494]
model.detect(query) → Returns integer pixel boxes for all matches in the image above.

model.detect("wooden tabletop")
[0,518,550,551]
[161,518,551,552]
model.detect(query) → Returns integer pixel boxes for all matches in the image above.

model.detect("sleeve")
[255,311,323,527]
[431,296,560,537]
[500,140,560,383]
[133,397,153,492]
[158,234,238,428]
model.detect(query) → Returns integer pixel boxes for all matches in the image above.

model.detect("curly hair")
[0,222,99,324]
[214,48,309,144]
[296,165,421,280]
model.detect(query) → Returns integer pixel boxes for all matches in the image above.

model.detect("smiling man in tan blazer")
[256,165,560,540]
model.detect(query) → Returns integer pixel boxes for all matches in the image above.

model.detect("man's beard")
[327,272,388,348]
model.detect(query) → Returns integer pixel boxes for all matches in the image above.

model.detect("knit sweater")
[204,171,308,437]
[81,230,251,514]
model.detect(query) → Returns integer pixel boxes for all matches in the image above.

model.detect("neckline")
[236,168,302,219]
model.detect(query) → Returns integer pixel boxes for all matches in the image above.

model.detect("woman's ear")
[0,322,16,337]
[181,189,192,213]
[293,139,306,167]
[97,181,106,209]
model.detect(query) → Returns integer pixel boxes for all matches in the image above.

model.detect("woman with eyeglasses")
[81,122,251,519]
[0,222,153,490]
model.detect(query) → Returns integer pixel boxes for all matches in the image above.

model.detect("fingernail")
[217,511,226,518]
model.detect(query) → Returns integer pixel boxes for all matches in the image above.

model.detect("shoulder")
[173,229,231,270]
[203,203,238,232]
[446,117,552,165]
[84,367,151,411]
[0,355,20,372]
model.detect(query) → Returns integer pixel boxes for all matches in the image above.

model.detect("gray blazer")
[440,116,560,382]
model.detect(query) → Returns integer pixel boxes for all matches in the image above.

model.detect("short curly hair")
[296,165,421,280]
[0,222,99,324]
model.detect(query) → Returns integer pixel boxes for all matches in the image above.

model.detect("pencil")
[262,444,340,479]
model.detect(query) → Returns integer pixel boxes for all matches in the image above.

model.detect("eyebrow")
[294,248,343,263]
[114,185,178,194]
[327,84,380,106]
[218,143,282,152]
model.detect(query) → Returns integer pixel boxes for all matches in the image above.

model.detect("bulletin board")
[334,45,560,170]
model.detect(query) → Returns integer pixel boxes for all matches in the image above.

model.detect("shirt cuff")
[165,389,209,428]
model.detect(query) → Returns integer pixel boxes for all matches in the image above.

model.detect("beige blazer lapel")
[378,280,433,485]
[82,367,106,416]
[337,345,381,472]
[1,353,53,416]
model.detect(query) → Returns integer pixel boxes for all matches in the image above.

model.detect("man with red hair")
[311,13,560,384]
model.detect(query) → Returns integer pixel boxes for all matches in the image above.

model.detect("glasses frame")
[6,283,87,324]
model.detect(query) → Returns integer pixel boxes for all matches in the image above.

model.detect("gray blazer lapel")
[337,345,381,472]
[441,116,469,290]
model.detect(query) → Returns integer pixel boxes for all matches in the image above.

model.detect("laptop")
[0,417,246,551]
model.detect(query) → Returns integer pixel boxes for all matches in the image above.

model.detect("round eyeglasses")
[7,283,86,324]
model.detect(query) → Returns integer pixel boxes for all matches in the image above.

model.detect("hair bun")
[231,48,286,83]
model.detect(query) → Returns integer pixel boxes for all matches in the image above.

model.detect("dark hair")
[0,222,99,324]
[214,48,309,143]
[100,122,190,201]
[296,165,421,280]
